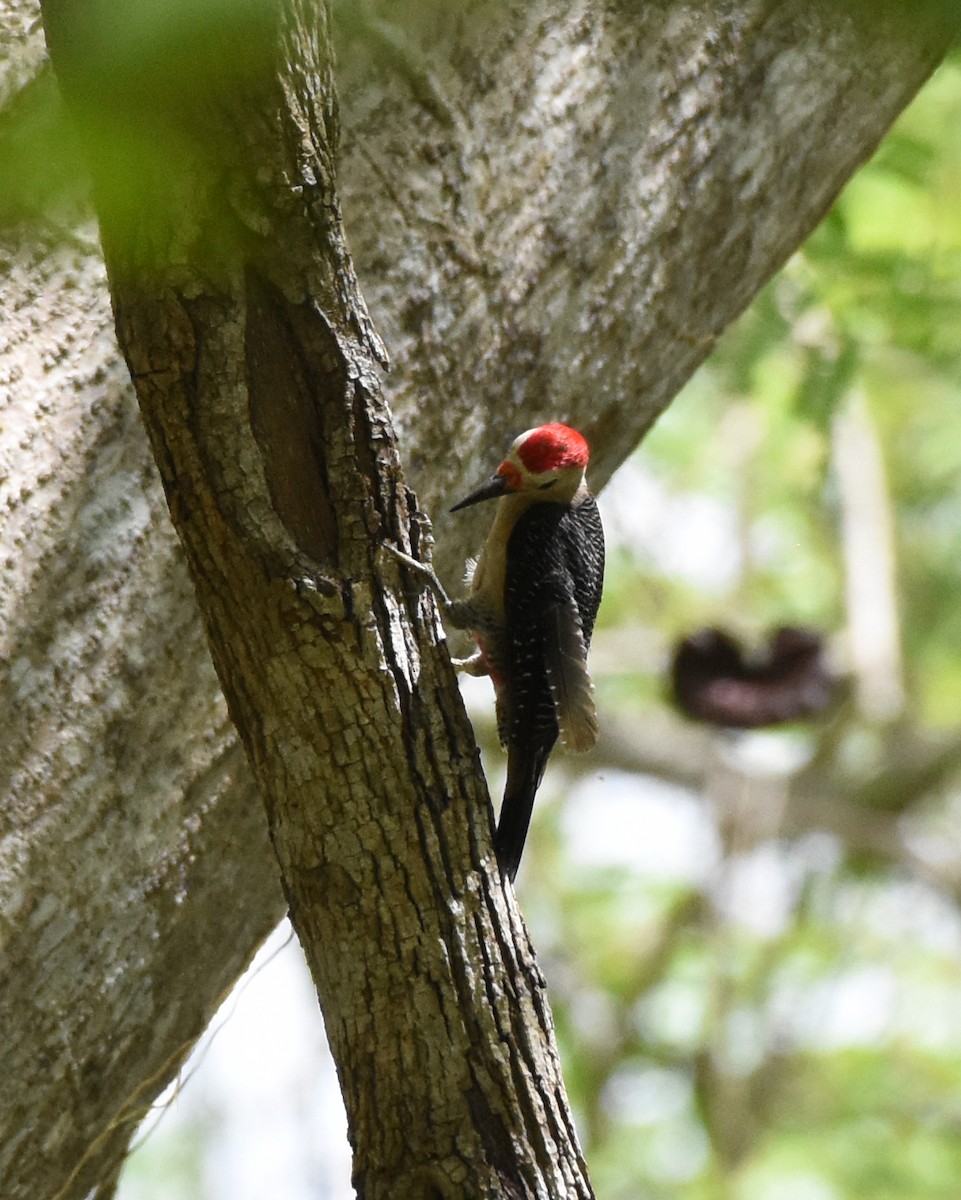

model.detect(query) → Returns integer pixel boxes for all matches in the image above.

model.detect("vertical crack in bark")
[245,267,340,562]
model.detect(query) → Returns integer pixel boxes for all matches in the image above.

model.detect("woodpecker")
[392,423,604,882]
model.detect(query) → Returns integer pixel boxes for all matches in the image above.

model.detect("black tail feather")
[495,741,555,882]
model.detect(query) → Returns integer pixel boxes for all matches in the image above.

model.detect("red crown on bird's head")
[514,423,590,474]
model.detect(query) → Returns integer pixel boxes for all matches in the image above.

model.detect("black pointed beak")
[450,473,512,513]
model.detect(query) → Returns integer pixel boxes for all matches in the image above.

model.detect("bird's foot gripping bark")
[381,543,490,678]
[450,651,489,677]
[381,541,467,617]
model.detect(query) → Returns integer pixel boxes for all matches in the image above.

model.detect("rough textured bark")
[37,0,594,1197]
[0,0,955,1196]
[0,191,285,1200]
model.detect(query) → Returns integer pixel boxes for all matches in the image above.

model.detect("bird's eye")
[538,480,557,490]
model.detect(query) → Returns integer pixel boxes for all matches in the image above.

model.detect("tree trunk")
[1,0,954,1196]
[37,0,594,1196]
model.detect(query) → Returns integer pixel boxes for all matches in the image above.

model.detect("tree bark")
[1,0,955,1196]
[37,0,594,1196]
[0,142,286,1200]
